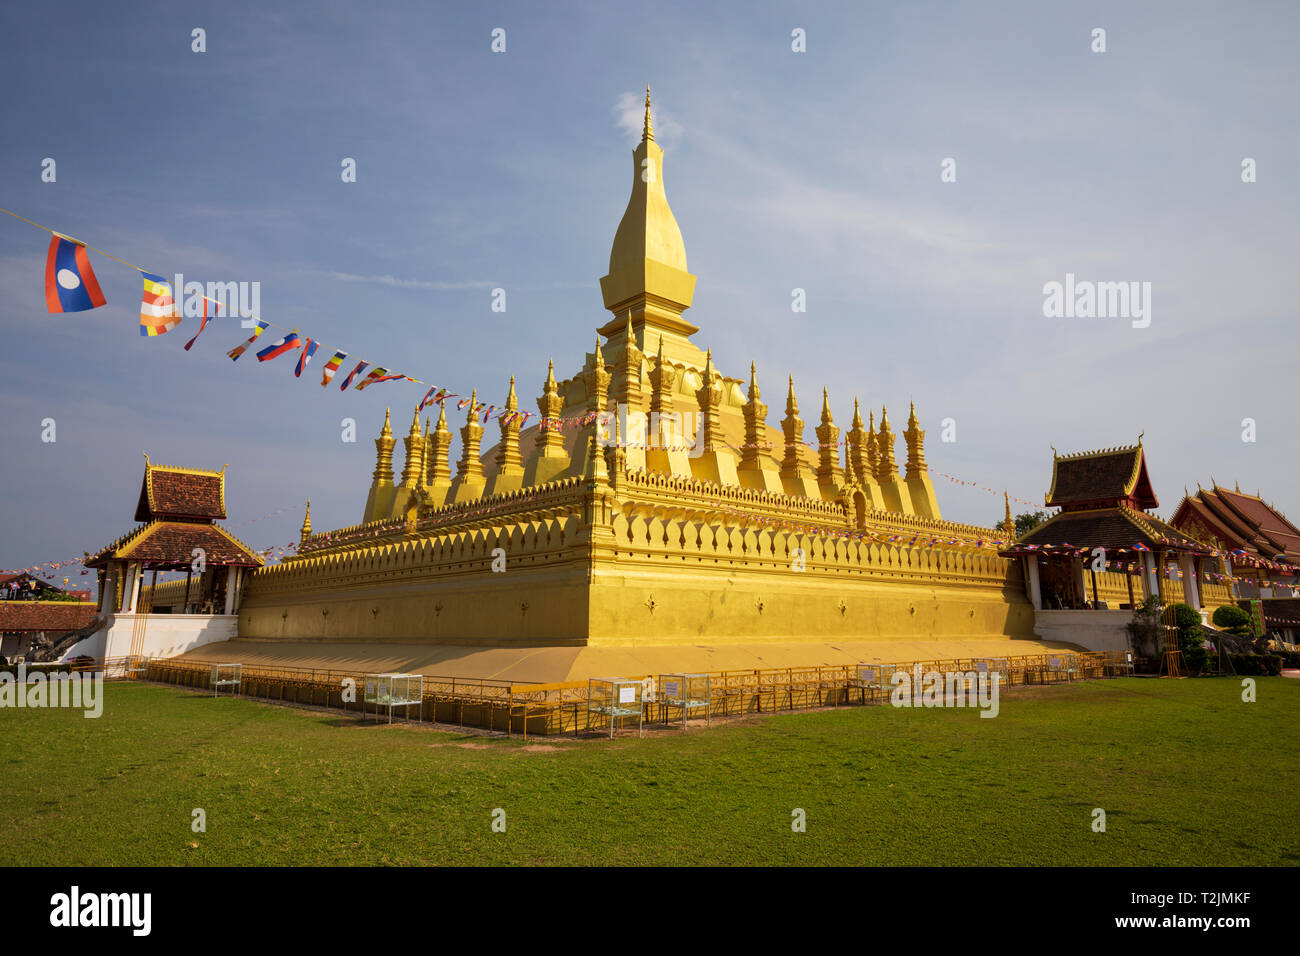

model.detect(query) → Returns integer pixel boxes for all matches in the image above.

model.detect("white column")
[1025,557,1043,610]
[1179,552,1201,610]
[223,566,237,615]
[127,563,142,613]
[1143,552,1159,599]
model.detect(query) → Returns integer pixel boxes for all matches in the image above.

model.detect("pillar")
[1142,552,1159,601]
[223,566,238,615]
[127,563,142,613]
[1025,557,1043,610]
[1179,552,1201,610]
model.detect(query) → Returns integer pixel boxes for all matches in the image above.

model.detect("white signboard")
[618,686,636,704]
[663,680,680,698]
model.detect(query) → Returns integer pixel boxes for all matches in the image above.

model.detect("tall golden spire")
[456,389,484,480]
[815,387,840,486]
[587,335,611,415]
[599,83,697,339]
[373,408,395,482]
[865,409,879,480]
[400,407,425,487]
[426,402,451,485]
[642,84,654,143]
[694,348,723,452]
[496,375,523,474]
[741,361,767,466]
[299,500,312,544]
[847,398,867,485]
[877,405,898,480]
[536,359,565,456]
[1002,492,1015,540]
[780,375,806,481]
[903,400,927,476]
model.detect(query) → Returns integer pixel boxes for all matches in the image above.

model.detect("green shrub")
[1184,645,1210,675]
[1213,605,1253,635]
[0,662,71,678]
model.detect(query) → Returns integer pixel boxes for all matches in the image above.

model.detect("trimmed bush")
[1213,605,1253,635]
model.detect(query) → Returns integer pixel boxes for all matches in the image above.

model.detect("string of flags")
[934,472,1039,509]
[2,207,593,430]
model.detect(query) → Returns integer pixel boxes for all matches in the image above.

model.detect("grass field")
[1,677,1296,866]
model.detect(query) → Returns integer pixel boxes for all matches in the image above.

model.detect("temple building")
[67,457,264,665]
[999,440,1234,653]
[225,89,1050,681]
[1169,483,1300,598]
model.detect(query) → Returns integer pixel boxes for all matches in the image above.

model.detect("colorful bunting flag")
[256,331,302,362]
[184,297,220,351]
[321,351,346,387]
[294,338,318,378]
[355,367,404,390]
[139,272,182,337]
[44,235,106,313]
[339,360,368,390]
[227,321,270,361]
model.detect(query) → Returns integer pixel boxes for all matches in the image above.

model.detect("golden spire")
[815,387,839,485]
[643,84,654,143]
[496,375,523,474]
[741,361,767,466]
[506,375,518,410]
[457,389,484,479]
[780,376,805,481]
[400,406,426,487]
[600,82,696,339]
[903,400,927,476]
[537,359,565,455]
[299,499,312,544]
[1001,493,1015,540]
[593,334,606,371]
[694,348,723,452]
[373,408,395,482]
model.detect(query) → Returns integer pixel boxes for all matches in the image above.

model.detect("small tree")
[1013,510,1050,538]
[1126,596,1163,659]
[1169,602,1207,674]
[1212,604,1253,637]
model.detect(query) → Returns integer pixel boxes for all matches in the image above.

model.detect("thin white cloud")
[614,90,683,147]
[324,271,499,291]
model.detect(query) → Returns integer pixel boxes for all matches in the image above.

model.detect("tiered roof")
[1004,438,1208,555]
[1172,484,1300,567]
[87,457,262,571]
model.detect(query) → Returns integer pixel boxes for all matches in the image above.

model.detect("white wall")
[1032,609,1133,653]
[61,613,237,662]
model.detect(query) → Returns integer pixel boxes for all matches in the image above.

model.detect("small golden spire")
[851,397,863,430]
[594,335,605,371]
[381,407,392,437]
[748,361,760,401]
[643,84,654,143]
[545,358,556,389]
[466,388,478,423]
[505,375,518,410]
[299,499,312,543]
[786,375,798,417]
[436,401,447,430]
[409,407,421,436]
[820,387,833,425]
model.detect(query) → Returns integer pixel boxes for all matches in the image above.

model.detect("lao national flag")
[256,331,302,362]
[45,235,106,313]
[294,338,319,377]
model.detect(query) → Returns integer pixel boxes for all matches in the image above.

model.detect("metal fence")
[125,649,1130,738]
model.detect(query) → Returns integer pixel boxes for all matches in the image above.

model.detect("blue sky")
[1,0,1296,584]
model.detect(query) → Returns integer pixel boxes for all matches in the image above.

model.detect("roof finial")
[643,84,654,143]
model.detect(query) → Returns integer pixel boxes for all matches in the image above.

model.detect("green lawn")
[1,678,1295,866]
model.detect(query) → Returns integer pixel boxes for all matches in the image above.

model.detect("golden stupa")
[234,89,1038,680]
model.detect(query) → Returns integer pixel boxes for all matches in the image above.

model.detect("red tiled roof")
[0,602,98,634]
[88,521,263,569]
[134,465,226,522]
[1171,484,1300,565]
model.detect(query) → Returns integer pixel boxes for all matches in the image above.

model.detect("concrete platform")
[176,636,1083,684]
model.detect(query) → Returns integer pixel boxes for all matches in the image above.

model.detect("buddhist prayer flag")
[256,331,302,362]
[44,235,106,313]
[294,338,318,377]
[339,360,368,390]
[321,350,346,386]
[227,320,270,360]
[184,297,221,351]
[355,367,404,390]
[139,272,182,337]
